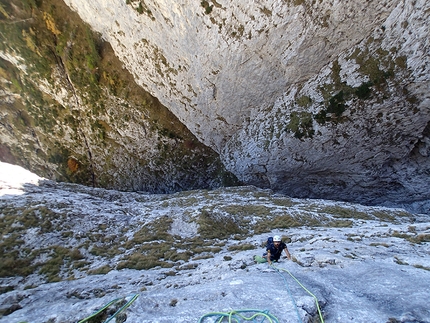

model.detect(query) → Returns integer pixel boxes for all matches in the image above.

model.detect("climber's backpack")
[254,237,275,263]
[266,236,273,249]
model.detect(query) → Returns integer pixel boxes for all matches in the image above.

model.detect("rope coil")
[198,264,324,323]
[198,309,279,323]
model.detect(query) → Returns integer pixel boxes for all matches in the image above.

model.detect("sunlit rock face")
[61,0,429,211]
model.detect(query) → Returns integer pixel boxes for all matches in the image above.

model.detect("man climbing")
[265,235,291,265]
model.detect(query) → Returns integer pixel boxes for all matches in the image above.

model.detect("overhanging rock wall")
[57,0,430,211]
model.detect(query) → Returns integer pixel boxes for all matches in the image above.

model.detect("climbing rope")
[198,309,279,323]
[77,297,122,323]
[197,264,324,323]
[104,293,139,323]
[271,265,325,323]
[270,265,303,323]
[77,293,139,323]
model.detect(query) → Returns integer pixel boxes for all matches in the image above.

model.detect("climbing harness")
[198,309,279,323]
[271,264,324,323]
[77,293,139,323]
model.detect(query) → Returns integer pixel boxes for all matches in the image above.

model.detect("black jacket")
[266,241,287,261]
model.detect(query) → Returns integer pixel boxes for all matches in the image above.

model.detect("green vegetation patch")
[296,95,312,108]
[391,231,430,245]
[39,246,84,282]
[117,252,172,270]
[286,111,314,139]
[319,206,372,221]
[254,214,302,234]
[311,42,410,126]
[0,249,34,278]
[220,204,273,217]
[126,0,155,20]
[228,243,256,252]
[201,1,214,14]
[197,209,246,239]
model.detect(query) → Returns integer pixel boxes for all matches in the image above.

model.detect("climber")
[264,235,291,265]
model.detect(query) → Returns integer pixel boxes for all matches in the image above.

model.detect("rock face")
[0,165,429,323]
[223,1,430,208]
[0,0,238,193]
[0,0,429,211]
[63,0,404,150]
[63,0,430,211]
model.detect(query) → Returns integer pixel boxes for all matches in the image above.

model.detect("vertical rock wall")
[63,0,399,150]
[1,0,428,210]
[62,0,429,210]
[0,0,238,192]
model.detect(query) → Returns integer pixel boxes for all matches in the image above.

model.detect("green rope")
[77,294,139,323]
[198,309,279,323]
[104,293,139,323]
[77,298,122,323]
[272,265,325,323]
[270,265,303,323]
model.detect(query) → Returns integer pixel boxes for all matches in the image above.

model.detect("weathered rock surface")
[62,0,430,211]
[1,0,429,211]
[63,0,402,150]
[223,0,430,209]
[0,163,429,323]
[0,0,238,193]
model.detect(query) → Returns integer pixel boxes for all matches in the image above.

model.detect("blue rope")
[270,265,303,323]
[104,293,139,323]
[273,265,324,323]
